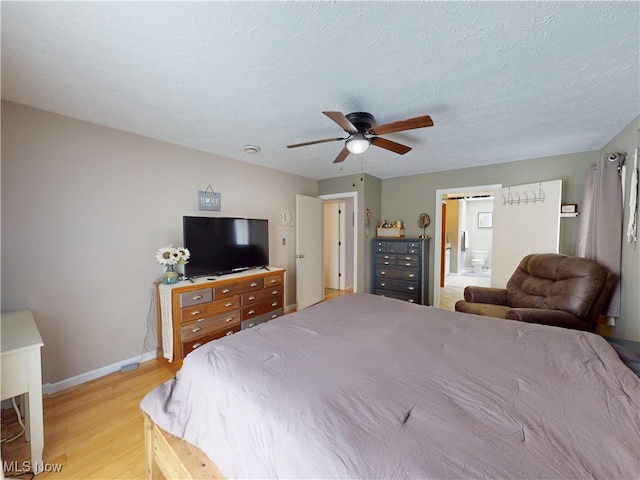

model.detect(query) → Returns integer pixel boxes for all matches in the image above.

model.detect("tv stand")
[157,267,286,372]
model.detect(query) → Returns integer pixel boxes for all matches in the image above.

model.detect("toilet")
[471,250,489,274]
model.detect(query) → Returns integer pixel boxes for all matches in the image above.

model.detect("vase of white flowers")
[155,245,190,285]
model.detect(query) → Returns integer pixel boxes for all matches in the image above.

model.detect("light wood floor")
[439,273,491,311]
[1,359,173,479]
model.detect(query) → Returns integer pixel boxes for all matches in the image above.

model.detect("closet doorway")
[320,193,357,298]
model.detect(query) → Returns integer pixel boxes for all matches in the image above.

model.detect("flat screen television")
[183,216,269,277]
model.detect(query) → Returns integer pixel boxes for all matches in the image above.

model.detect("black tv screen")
[183,216,269,277]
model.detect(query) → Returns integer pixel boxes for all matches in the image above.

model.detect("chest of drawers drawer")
[241,297,283,320]
[182,324,241,356]
[241,286,283,305]
[376,266,420,281]
[180,296,240,323]
[180,312,241,343]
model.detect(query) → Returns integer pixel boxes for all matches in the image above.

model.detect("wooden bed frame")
[144,413,225,480]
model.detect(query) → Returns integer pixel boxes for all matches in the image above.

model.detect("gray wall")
[1,101,317,384]
[599,116,640,342]
[379,116,639,341]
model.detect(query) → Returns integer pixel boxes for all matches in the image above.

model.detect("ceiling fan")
[287,111,434,163]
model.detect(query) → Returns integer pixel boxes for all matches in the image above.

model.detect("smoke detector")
[243,145,261,154]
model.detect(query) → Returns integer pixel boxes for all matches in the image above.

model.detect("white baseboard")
[42,351,157,395]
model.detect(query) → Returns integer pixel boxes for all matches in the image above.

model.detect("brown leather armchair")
[454,253,617,332]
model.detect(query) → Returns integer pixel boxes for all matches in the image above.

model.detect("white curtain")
[576,152,625,318]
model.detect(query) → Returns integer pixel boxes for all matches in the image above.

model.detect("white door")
[296,194,324,310]
[323,202,347,290]
[324,203,340,289]
[491,179,562,287]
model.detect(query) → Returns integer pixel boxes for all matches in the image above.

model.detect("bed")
[141,293,640,479]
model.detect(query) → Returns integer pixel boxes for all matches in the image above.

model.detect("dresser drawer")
[376,253,397,265]
[181,325,241,356]
[375,278,420,295]
[395,255,420,267]
[241,308,283,330]
[378,241,408,254]
[376,266,420,281]
[375,289,420,303]
[213,280,260,298]
[179,287,213,307]
[264,272,284,287]
[180,312,240,343]
[180,296,240,323]
[242,286,283,305]
[241,298,283,320]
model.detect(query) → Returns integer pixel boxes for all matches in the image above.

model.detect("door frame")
[433,183,501,307]
[319,192,358,293]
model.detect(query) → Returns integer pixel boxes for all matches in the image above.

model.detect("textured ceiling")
[2,1,638,180]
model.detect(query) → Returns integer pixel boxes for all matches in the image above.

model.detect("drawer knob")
[191,310,201,316]
[405,263,412,266]
[408,287,415,291]
[225,317,233,322]
[408,299,415,303]
[380,283,386,287]
[272,290,278,295]
[222,288,231,294]
[192,342,202,350]
[250,282,259,287]
[191,326,202,333]
[248,309,256,315]
[384,261,390,265]
[192,295,203,301]
[225,302,234,307]
[380,271,386,275]
[270,279,277,284]
[409,274,415,278]
[247,322,256,328]
[271,301,278,307]
[271,313,278,319]
[225,330,234,336]
[248,296,256,301]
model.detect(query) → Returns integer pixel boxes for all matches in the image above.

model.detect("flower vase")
[162,264,179,285]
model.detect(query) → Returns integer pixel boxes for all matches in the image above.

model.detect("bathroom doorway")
[435,185,500,310]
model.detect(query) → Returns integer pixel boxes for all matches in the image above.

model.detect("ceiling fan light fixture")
[346,133,370,154]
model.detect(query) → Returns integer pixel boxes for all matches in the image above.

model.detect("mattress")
[141,293,640,479]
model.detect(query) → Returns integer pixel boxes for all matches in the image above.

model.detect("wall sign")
[198,185,221,211]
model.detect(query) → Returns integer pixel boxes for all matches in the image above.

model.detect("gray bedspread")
[141,293,640,479]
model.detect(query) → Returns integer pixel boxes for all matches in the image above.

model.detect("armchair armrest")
[505,308,594,332]
[464,286,508,305]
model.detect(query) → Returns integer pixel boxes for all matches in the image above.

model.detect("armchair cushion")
[455,253,616,332]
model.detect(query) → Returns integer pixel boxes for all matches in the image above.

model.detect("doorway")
[320,193,357,297]
[433,183,501,309]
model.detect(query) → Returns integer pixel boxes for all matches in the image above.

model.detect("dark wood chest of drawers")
[373,238,429,304]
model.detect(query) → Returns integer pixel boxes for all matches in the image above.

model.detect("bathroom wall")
[462,198,493,270]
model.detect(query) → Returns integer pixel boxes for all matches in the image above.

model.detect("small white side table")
[1,310,45,474]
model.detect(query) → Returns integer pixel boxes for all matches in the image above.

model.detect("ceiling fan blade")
[287,137,345,149]
[323,111,358,134]
[333,146,350,163]
[370,136,412,155]
[369,115,433,135]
